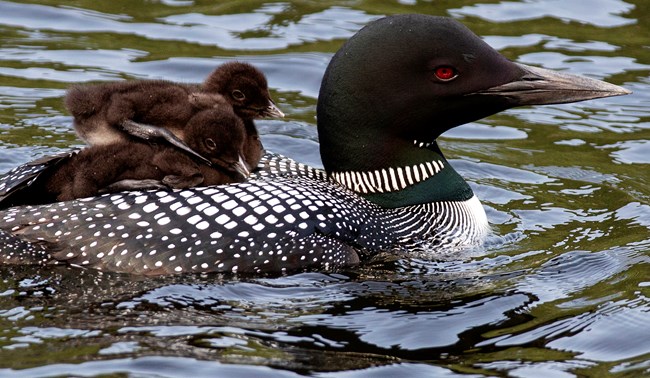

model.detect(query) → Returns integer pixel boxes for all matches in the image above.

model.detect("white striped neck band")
[330,160,445,194]
[413,140,434,148]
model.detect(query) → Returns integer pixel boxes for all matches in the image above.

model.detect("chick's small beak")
[262,100,285,118]
[232,154,251,179]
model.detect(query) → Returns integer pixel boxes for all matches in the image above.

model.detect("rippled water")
[0,1,648,377]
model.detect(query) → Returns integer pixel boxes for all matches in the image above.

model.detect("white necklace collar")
[331,159,445,194]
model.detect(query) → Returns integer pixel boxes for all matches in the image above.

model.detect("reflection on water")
[0,0,649,377]
[450,0,636,27]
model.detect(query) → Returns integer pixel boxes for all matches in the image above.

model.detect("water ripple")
[601,140,650,164]
[548,298,650,361]
[450,0,635,27]
[293,293,531,350]
[0,1,648,376]
[519,247,648,303]
[0,1,376,50]
[0,356,304,378]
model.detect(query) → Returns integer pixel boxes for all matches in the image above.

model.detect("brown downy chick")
[202,61,283,120]
[65,80,219,146]
[65,62,283,170]
[200,61,284,170]
[47,108,248,202]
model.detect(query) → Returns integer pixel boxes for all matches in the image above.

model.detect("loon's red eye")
[434,66,457,81]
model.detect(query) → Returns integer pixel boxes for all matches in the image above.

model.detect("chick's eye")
[232,90,245,100]
[205,138,217,150]
[434,66,458,81]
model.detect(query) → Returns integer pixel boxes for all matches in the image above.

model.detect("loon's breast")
[0,152,489,275]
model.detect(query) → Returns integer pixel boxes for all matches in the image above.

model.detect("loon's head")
[317,15,629,206]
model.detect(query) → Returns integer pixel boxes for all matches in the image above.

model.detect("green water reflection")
[0,0,648,377]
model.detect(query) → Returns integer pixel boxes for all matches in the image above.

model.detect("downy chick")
[47,108,248,201]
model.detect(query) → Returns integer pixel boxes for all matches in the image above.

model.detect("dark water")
[0,1,648,377]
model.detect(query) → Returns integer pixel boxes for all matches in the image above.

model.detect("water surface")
[0,0,648,377]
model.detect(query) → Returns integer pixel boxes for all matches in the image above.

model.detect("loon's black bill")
[477,62,631,105]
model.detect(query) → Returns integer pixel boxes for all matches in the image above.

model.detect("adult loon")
[46,107,249,202]
[0,15,629,275]
[66,61,284,171]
